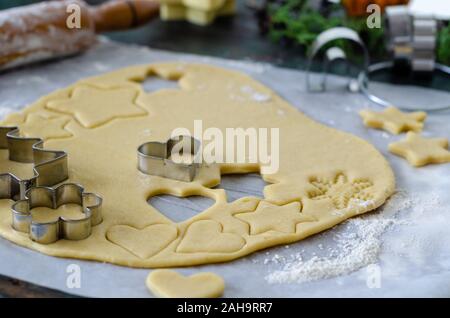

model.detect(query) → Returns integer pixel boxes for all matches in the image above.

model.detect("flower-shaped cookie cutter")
[138,135,201,182]
[11,183,103,244]
[0,126,68,201]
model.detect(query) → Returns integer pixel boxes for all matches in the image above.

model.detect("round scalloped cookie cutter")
[357,61,450,112]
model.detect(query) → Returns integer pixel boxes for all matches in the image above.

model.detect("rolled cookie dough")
[0,62,395,268]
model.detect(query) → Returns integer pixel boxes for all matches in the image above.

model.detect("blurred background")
[1,0,305,68]
[1,0,449,90]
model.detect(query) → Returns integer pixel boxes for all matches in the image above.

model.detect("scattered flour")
[220,59,270,75]
[179,56,270,75]
[15,75,48,85]
[277,109,285,116]
[0,107,13,120]
[240,86,272,103]
[139,128,152,138]
[93,62,109,72]
[265,192,416,284]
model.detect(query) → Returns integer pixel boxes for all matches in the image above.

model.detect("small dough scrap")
[235,201,314,235]
[359,106,426,135]
[160,0,235,25]
[176,220,245,253]
[146,269,225,298]
[107,224,178,259]
[388,132,450,167]
[47,86,147,128]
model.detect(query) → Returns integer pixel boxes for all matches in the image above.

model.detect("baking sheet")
[0,39,449,297]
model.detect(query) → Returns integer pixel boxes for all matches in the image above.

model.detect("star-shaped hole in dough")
[388,132,450,167]
[16,114,72,140]
[235,201,315,235]
[46,86,147,128]
[359,106,426,135]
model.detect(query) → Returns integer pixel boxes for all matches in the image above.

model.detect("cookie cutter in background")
[306,25,450,112]
[357,61,450,112]
[0,126,68,201]
[385,5,438,73]
[11,183,102,244]
[305,27,369,93]
[138,135,201,182]
[359,5,450,112]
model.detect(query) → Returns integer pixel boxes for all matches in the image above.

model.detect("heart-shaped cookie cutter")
[11,183,103,244]
[137,135,201,182]
[0,126,68,201]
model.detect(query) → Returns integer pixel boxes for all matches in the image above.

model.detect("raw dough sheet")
[0,39,449,297]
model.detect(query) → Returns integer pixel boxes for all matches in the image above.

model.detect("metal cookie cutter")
[138,135,201,182]
[11,183,103,244]
[385,6,439,73]
[0,126,68,201]
[306,27,369,92]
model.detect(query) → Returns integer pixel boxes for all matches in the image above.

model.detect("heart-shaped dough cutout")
[177,220,245,253]
[107,224,177,259]
[146,269,225,298]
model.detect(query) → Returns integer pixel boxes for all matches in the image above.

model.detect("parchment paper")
[0,39,449,297]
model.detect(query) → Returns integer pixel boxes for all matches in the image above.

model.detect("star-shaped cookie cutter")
[137,135,201,182]
[11,183,103,244]
[0,126,68,201]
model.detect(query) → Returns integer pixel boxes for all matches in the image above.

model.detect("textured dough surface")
[0,63,395,268]
[146,269,225,298]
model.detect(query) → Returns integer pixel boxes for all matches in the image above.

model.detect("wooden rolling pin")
[0,0,159,71]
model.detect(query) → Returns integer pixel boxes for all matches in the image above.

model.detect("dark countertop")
[0,274,75,298]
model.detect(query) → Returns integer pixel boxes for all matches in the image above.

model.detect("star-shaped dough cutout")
[18,114,72,140]
[46,86,147,128]
[235,201,315,235]
[389,132,450,167]
[359,106,426,135]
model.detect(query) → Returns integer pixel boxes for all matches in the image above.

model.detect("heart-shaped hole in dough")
[148,194,215,222]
